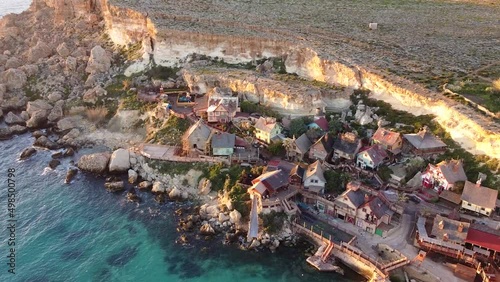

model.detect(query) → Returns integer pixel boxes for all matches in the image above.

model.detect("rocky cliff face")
[36,0,499,158]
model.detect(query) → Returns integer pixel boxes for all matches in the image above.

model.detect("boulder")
[181,191,189,200]
[0,127,12,139]
[52,151,63,159]
[126,189,141,202]
[27,100,53,116]
[57,117,78,131]
[138,181,152,190]
[104,181,125,192]
[198,178,211,195]
[168,187,182,199]
[4,112,25,125]
[85,45,111,74]
[229,210,242,225]
[0,68,27,90]
[128,169,138,184]
[82,86,107,104]
[47,92,63,103]
[56,42,70,57]
[108,148,130,172]
[65,56,77,72]
[65,167,78,184]
[77,152,110,174]
[205,205,220,219]
[63,147,75,157]
[47,100,64,122]
[28,41,52,63]
[218,213,230,223]
[151,181,165,193]
[32,130,44,138]
[20,147,36,160]
[5,57,22,69]
[199,223,216,235]
[48,159,61,169]
[9,125,27,135]
[20,111,29,121]
[249,239,261,249]
[26,110,48,128]
[34,136,59,149]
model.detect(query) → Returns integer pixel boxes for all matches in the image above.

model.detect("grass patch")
[454,81,500,113]
[148,160,208,176]
[148,115,191,145]
[146,65,180,80]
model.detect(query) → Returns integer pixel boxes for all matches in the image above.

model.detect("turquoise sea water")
[0,135,363,282]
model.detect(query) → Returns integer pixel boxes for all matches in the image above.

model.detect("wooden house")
[254,117,281,144]
[461,180,498,216]
[421,159,467,192]
[303,160,326,194]
[372,127,402,154]
[309,133,334,161]
[403,126,447,155]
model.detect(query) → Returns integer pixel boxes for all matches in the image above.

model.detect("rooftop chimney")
[443,233,449,242]
[476,178,482,187]
[438,220,444,230]
[458,223,464,233]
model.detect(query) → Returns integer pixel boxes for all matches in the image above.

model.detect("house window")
[481,207,485,211]
[467,203,471,206]
[362,208,366,212]
[215,112,220,116]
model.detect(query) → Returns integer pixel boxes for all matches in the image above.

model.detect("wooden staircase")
[321,241,335,262]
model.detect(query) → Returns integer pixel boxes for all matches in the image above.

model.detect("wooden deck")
[138,143,230,165]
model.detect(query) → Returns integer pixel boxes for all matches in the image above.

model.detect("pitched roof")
[333,132,359,154]
[403,126,447,150]
[439,190,462,205]
[312,117,329,131]
[313,133,334,153]
[193,95,209,112]
[289,164,305,178]
[251,169,289,193]
[372,127,401,147]
[211,132,235,148]
[345,189,366,208]
[359,144,388,166]
[465,228,500,252]
[254,117,277,133]
[185,119,211,140]
[295,133,312,154]
[303,160,326,182]
[435,159,467,184]
[461,181,498,209]
[367,197,393,219]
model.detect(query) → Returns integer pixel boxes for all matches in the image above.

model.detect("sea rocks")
[47,100,64,122]
[249,238,261,249]
[229,210,242,226]
[199,223,216,235]
[57,117,79,131]
[4,112,25,125]
[0,68,27,90]
[52,151,63,159]
[151,181,165,193]
[138,181,152,190]
[48,159,61,169]
[63,147,75,157]
[108,148,130,172]
[9,125,27,135]
[104,180,125,192]
[19,147,36,160]
[34,136,59,150]
[85,45,111,74]
[218,213,230,223]
[0,127,12,139]
[27,100,53,116]
[128,169,138,184]
[65,167,78,184]
[168,187,182,199]
[26,110,48,128]
[77,152,110,174]
[126,188,141,202]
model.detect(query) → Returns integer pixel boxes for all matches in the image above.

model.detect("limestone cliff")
[36,0,500,158]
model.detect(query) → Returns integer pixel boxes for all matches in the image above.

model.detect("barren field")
[112,0,500,90]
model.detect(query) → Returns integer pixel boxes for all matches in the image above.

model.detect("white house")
[461,180,498,216]
[302,160,326,194]
[254,117,281,144]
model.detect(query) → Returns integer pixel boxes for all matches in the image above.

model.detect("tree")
[268,141,285,156]
[328,119,343,135]
[289,117,312,137]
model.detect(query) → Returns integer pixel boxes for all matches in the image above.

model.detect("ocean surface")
[0,134,363,282]
[0,0,32,18]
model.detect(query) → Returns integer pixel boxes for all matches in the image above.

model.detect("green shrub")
[260,211,287,234]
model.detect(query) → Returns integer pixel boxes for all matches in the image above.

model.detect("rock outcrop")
[151,181,165,193]
[109,148,130,172]
[0,69,27,90]
[85,45,111,74]
[19,147,37,160]
[128,169,138,183]
[77,152,111,174]
[4,112,25,125]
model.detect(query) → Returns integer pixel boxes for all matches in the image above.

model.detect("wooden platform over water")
[306,256,343,274]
